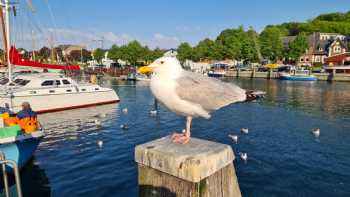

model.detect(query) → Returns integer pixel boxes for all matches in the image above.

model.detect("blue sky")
[11,0,350,49]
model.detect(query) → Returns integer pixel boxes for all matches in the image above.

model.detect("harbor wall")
[225,70,350,82]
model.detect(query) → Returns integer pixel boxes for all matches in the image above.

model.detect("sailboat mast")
[4,0,12,82]
[0,8,7,64]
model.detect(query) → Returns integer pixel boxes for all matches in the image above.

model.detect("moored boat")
[207,63,228,78]
[0,125,44,172]
[279,72,318,81]
[0,73,119,113]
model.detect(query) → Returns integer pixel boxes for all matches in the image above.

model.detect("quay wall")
[225,70,350,82]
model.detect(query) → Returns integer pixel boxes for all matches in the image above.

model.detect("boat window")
[95,88,100,91]
[10,78,30,86]
[56,80,61,85]
[66,89,72,92]
[14,79,23,84]
[0,78,9,85]
[81,89,86,91]
[30,90,37,94]
[49,90,55,93]
[18,80,30,86]
[62,80,71,85]
[42,80,54,86]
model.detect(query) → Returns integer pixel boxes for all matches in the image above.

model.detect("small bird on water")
[120,124,129,130]
[240,152,248,161]
[312,128,320,137]
[241,128,249,134]
[143,56,264,144]
[228,134,238,144]
[94,119,101,127]
[122,108,128,114]
[97,140,103,148]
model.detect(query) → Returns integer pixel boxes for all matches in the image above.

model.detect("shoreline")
[224,70,350,82]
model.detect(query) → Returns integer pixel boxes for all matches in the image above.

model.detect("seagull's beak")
[137,65,154,74]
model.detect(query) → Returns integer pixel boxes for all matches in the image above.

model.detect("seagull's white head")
[147,56,183,76]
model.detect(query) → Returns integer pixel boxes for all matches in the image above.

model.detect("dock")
[225,69,350,82]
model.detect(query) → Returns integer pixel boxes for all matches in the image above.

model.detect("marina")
[2,79,347,196]
[0,0,348,196]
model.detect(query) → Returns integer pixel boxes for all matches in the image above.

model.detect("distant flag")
[25,0,35,12]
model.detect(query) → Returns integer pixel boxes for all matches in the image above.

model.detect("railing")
[0,152,22,197]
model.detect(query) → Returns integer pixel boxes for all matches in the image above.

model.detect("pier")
[135,136,241,197]
[225,69,350,82]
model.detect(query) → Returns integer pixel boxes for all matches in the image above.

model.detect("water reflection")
[228,78,350,119]
[38,104,119,148]
[0,157,50,197]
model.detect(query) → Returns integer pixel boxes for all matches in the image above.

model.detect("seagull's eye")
[160,61,164,64]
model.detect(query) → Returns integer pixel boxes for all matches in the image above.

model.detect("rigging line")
[43,0,58,46]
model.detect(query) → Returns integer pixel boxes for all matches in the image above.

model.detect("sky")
[9,0,350,50]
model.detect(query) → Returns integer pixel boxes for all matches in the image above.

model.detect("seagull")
[94,119,101,127]
[97,140,103,148]
[228,134,238,144]
[120,124,129,130]
[312,128,320,137]
[241,128,249,134]
[143,56,264,144]
[240,152,248,161]
[122,108,128,114]
[150,110,158,116]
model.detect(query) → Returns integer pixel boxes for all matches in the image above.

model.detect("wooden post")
[135,136,242,197]
[251,68,256,78]
[236,68,240,78]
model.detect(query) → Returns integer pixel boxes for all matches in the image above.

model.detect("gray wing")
[176,71,247,112]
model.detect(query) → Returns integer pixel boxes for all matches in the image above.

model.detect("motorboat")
[279,72,318,81]
[0,73,119,113]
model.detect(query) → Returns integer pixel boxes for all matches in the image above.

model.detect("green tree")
[259,26,286,61]
[93,48,105,63]
[151,48,163,60]
[287,33,308,61]
[146,47,163,63]
[38,46,51,60]
[193,38,222,61]
[108,44,121,62]
[216,27,245,59]
[177,42,193,62]
[123,40,145,65]
[241,28,259,63]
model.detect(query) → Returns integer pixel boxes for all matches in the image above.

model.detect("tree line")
[4,10,349,66]
[93,40,163,65]
[177,11,350,64]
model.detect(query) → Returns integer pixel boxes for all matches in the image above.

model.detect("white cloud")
[14,28,181,50]
[14,28,133,50]
[147,33,181,49]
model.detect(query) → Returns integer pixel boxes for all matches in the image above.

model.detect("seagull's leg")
[171,117,186,141]
[171,131,184,141]
[174,116,192,144]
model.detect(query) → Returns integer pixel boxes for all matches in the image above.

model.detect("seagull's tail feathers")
[245,90,266,102]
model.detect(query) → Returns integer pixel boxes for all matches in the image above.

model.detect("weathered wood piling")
[135,136,241,197]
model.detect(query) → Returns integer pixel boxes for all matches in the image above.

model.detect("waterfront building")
[282,32,349,66]
[58,44,85,56]
[183,60,211,73]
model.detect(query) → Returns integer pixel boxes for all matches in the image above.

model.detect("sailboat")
[0,2,120,114]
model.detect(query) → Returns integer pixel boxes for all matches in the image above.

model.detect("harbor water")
[9,78,350,196]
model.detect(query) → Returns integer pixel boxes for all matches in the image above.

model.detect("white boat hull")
[0,88,119,113]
